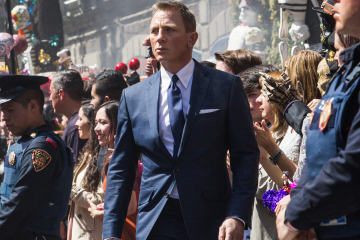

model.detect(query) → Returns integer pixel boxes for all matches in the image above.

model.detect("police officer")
[0,75,74,240]
[276,0,360,239]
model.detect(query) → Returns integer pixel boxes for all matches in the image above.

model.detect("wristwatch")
[269,150,284,165]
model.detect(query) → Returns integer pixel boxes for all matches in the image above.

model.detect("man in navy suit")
[103,2,259,240]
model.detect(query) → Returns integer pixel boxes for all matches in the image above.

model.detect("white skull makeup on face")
[239,7,258,26]
[238,0,259,26]
[11,5,30,31]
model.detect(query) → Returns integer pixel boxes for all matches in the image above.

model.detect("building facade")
[62,0,234,75]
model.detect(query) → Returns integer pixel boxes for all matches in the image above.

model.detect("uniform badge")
[8,151,16,166]
[32,149,52,172]
[30,133,36,138]
[319,100,332,131]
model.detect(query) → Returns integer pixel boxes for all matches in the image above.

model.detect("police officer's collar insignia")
[32,149,52,172]
[30,133,36,138]
[9,151,16,166]
[319,100,332,131]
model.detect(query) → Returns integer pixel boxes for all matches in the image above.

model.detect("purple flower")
[262,189,288,212]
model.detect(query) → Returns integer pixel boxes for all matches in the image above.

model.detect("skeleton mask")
[11,5,30,31]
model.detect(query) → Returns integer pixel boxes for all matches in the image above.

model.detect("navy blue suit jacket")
[103,61,259,240]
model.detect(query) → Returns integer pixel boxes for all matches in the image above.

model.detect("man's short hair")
[215,49,263,75]
[52,69,83,102]
[13,89,44,112]
[239,64,278,93]
[152,1,196,32]
[93,70,128,103]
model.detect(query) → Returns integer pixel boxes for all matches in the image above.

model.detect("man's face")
[334,0,360,38]
[1,100,32,137]
[90,84,102,110]
[49,82,61,114]
[246,88,263,122]
[150,9,197,67]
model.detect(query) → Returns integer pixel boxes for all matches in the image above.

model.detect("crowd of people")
[0,0,359,240]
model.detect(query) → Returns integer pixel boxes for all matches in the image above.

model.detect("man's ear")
[104,96,111,103]
[58,89,65,100]
[188,32,198,48]
[29,99,39,114]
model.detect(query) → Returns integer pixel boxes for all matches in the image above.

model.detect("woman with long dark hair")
[87,101,138,240]
[68,103,104,240]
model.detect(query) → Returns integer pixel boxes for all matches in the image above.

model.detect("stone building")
[61,0,234,75]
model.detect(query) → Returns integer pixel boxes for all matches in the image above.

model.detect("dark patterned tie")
[167,74,185,159]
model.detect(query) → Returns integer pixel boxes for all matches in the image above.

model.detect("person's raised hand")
[253,120,276,152]
[145,58,158,77]
[218,218,244,240]
[307,99,321,112]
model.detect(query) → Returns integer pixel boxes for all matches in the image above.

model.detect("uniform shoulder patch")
[32,149,52,172]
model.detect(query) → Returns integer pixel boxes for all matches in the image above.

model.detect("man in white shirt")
[103,2,259,240]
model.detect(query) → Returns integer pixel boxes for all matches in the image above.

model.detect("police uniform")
[285,43,360,239]
[0,75,74,240]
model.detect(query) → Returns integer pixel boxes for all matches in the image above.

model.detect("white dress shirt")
[159,59,194,198]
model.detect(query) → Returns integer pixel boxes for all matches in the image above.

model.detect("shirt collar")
[340,42,360,66]
[160,59,195,89]
[17,123,53,142]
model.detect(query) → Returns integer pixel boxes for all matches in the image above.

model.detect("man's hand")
[60,221,66,239]
[276,208,300,240]
[218,218,244,240]
[275,195,291,216]
[293,228,318,240]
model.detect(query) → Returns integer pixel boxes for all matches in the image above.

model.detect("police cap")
[0,75,48,104]
[313,0,335,15]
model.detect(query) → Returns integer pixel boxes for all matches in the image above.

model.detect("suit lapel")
[178,61,210,157]
[147,72,173,160]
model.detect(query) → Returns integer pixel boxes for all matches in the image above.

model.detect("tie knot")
[171,74,180,84]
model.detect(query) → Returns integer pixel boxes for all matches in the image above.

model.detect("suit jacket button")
[77,214,82,218]
[174,167,180,172]
[165,193,170,198]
